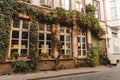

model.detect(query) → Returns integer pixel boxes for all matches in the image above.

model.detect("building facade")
[104,0,120,63]
[7,0,106,60]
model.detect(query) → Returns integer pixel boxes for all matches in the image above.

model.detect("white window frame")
[60,0,70,10]
[76,0,83,12]
[9,19,30,58]
[110,0,117,20]
[112,32,118,52]
[38,23,52,54]
[93,0,100,19]
[60,27,71,55]
[77,29,87,58]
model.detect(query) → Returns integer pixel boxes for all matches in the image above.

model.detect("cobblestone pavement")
[0,65,120,80]
[44,69,120,80]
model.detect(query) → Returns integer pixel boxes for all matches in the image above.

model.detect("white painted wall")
[105,0,120,59]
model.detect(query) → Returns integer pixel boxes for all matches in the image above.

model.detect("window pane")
[82,44,85,49]
[46,42,52,48]
[12,31,19,38]
[61,50,65,55]
[60,35,64,41]
[21,40,28,48]
[66,36,70,41]
[66,28,70,33]
[78,42,81,49]
[22,20,29,29]
[47,34,51,40]
[11,40,19,48]
[78,50,81,56]
[46,25,51,31]
[22,32,28,39]
[83,50,86,56]
[60,27,64,33]
[78,37,81,42]
[66,43,70,49]
[21,49,27,57]
[11,49,18,56]
[39,41,44,48]
[13,19,20,28]
[39,24,44,31]
[66,50,70,54]
[61,42,64,49]
[39,33,44,40]
[82,37,85,43]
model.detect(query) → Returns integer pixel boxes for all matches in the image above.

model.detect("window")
[10,18,30,58]
[38,24,52,54]
[76,0,83,12]
[93,1,100,19]
[40,0,52,7]
[77,29,86,57]
[110,0,117,20]
[60,0,70,10]
[60,27,71,55]
[112,32,118,52]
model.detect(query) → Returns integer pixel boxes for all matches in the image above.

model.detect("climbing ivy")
[0,0,105,61]
[29,21,39,59]
[0,0,16,61]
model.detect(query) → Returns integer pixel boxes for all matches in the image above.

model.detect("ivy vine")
[29,21,39,59]
[0,0,105,61]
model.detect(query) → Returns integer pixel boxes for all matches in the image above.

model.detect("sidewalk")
[0,65,119,80]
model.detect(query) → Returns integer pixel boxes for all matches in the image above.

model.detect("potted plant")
[11,52,19,60]
[40,53,50,59]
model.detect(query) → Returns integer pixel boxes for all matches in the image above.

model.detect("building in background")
[104,0,120,64]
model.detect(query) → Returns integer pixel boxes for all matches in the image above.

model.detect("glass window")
[110,0,117,20]
[61,0,70,10]
[111,7,117,20]
[77,29,86,57]
[39,23,45,31]
[13,18,20,28]
[76,0,83,11]
[10,19,29,58]
[93,1,100,19]
[22,20,29,29]
[22,32,28,39]
[39,33,44,40]
[60,27,71,55]
[38,24,52,54]
[40,0,52,7]
[12,31,19,38]
[112,32,118,52]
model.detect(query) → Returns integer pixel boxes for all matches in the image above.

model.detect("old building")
[104,0,120,64]
[6,0,106,59]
